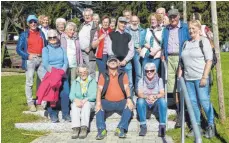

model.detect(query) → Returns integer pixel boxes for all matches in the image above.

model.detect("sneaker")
[28,104,37,112]
[139,124,147,136]
[204,125,215,139]
[158,125,166,137]
[72,127,80,139]
[115,128,126,138]
[96,129,107,140]
[62,115,71,122]
[50,115,59,123]
[174,114,181,128]
[79,126,88,139]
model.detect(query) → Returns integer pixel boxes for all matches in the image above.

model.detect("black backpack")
[181,38,217,86]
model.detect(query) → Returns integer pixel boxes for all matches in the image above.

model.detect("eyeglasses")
[145,70,155,73]
[48,36,57,40]
[29,20,37,24]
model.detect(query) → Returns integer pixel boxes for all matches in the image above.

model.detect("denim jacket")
[162,21,190,60]
[125,26,146,48]
[16,29,47,70]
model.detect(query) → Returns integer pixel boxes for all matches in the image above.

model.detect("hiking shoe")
[204,125,215,139]
[174,114,181,128]
[62,115,71,122]
[186,125,202,137]
[158,125,166,137]
[72,127,80,139]
[139,124,147,136]
[115,128,126,138]
[96,129,107,140]
[36,105,44,111]
[50,115,59,123]
[28,104,37,112]
[79,126,88,139]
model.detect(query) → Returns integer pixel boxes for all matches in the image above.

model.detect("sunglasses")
[48,36,57,40]
[145,70,155,73]
[29,20,37,24]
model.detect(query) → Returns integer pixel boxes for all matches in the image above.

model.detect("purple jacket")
[60,33,83,65]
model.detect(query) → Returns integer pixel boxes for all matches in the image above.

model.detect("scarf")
[80,78,89,96]
[96,28,113,59]
[144,73,159,89]
[49,42,60,48]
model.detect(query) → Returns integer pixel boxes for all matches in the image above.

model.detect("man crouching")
[95,55,134,140]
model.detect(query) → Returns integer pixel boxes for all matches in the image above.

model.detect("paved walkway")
[32,132,174,143]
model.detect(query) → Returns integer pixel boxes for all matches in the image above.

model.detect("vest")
[109,31,131,61]
[101,70,127,99]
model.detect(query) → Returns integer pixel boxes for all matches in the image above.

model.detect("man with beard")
[125,15,146,93]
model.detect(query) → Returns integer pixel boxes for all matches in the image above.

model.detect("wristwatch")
[127,96,131,99]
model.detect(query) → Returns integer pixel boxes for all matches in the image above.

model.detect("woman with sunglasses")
[136,62,167,137]
[60,22,83,84]
[40,29,71,122]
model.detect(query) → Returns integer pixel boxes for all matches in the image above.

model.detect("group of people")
[16,6,215,140]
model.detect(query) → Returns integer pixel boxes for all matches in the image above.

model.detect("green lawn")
[1,53,229,143]
[167,52,229,143]
[1,75,47,143]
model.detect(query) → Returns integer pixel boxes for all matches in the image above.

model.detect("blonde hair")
[38,15,45,25]
[65,22,77,32]
[189,20,201,29]
[123,9,132,15]
[148,13,163,24]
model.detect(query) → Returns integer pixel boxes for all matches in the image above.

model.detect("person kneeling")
[95,55,134,140]
[69,64,97,139]
[137,63,167,137]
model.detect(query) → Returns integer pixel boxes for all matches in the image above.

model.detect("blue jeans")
[96,99,132,131]
[133,50,142,91]
[185,79,214,126]
[120,62,134,97]
[96,54,108,74]
[47,77,70,119]
[142,57,160,75]
[137,98,167,125]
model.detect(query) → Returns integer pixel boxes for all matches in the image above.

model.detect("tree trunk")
[211,1,226,121]
[1,17,10,66]
[183,1,187,23]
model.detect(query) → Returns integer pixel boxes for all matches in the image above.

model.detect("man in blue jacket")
[125,15,146,93]
[16,15,47,112]
[162,9,190,128]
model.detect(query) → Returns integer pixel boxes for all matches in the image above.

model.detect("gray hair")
[55,18,66,26]
[83,8,93,16]
[77,64,89,75]
[65,22,77,32]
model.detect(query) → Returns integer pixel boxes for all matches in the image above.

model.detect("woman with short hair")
[142,13,164,74]
[56,18,67,37]
[179,20,215,138]
[92,15,113,74]
[38,29,70,123]
[60,22,83,84]
[136,63,167,137]
[70,64,97,139]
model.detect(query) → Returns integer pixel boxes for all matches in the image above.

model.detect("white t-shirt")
[66,38,77,68]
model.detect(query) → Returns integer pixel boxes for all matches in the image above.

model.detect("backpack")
[181,37,217,86]
[100,70,127,99]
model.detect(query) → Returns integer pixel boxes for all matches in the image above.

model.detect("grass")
[167,52,229,143]
[1,53,229,143]
[1,75,47,143]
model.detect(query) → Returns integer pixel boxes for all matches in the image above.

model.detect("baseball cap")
[27,15,38,23]
[118,17,127,23]
[144,63,156,71]
[107,55,119,63]
[168,9,179,17]
[47,29,58,38]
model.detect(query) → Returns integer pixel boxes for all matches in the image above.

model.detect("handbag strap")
[150,29,161,46]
